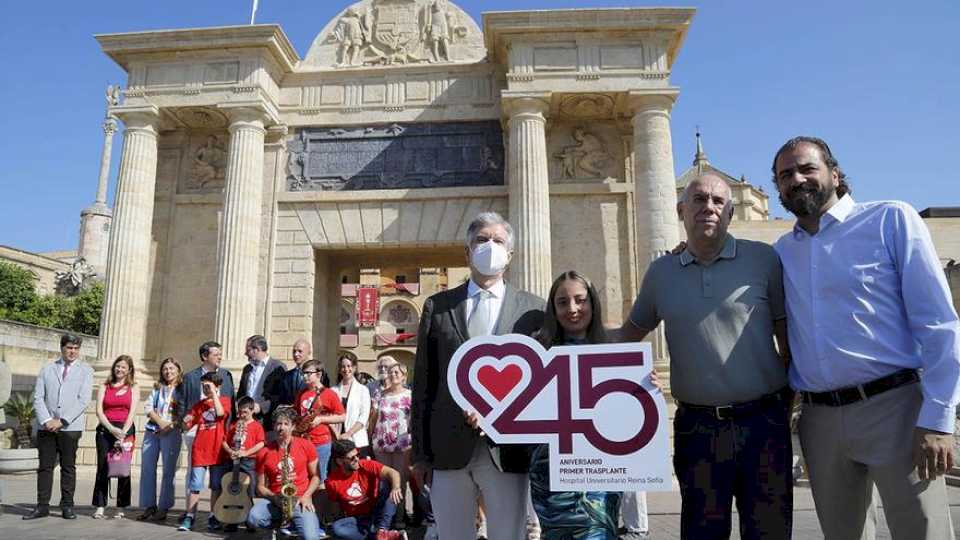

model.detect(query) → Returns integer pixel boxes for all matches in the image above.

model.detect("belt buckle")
[714,405,734,420]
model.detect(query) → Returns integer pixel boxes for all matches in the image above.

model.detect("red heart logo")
[477,364,523,401]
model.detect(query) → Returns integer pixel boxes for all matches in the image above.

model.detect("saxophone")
[279,442,297,524]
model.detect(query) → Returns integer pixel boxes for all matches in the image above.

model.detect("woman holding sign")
[530,271,622,539]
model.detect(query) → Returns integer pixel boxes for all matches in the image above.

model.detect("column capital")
[265,124,289,148]
[627,89,680,115]
[112,104,160,132]
[219,100,280,129]
[102,116,118,136]
[501,91,551,120]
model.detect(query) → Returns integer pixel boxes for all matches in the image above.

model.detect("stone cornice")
[95,24,300,74]
[483,8,695,69]
[218,100,281,127]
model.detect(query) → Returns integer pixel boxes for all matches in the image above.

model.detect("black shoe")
[137,506,158,521]
[61,507,77,519]
[23,506,50,520]
[224,524,239,533]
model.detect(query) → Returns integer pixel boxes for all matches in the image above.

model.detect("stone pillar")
[79,115,118,275]
[630,92,680,275]
[214,108,268,372]
[97,106,160,375]
[630,92,679,364]
[505,95,553,299]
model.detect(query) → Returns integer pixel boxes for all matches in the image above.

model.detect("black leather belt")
[802,368,918,407]
[678,387,792,421]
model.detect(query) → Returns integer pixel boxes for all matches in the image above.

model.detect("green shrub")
[0,262,103,335]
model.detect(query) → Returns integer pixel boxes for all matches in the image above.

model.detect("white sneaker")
[114,510,125,520]
[92,507,105,519]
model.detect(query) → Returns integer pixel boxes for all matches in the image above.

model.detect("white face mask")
[471,241,510,276]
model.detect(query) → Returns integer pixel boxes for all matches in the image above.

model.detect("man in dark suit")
[237,335,285,424]
[411,212,544,540]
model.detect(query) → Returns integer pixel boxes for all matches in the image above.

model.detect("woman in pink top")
[92,355,140,519]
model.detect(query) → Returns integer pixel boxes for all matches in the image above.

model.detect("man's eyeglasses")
[303,370,319,375]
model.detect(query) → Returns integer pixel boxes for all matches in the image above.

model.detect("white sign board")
[447,334,671,491]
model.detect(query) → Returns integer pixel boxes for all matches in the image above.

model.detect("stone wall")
[0,245,71,296]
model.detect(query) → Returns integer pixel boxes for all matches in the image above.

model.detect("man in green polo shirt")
[613,172,793,539]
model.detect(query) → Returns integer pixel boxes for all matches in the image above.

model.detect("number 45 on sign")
[448,334,671,491]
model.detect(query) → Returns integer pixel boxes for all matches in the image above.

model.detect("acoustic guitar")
[213,421,253,524]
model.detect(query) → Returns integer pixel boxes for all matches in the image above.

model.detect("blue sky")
[2,0,958,253]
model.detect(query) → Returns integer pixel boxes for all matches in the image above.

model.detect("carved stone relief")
[173,107,229,129]
[287,121,503,191]
[303,0,486,68]
[558,94,615,119]
[549,123,624,182]
[182,133,228,192]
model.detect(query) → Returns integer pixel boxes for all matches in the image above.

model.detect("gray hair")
[679,172,732,205]
[464,212,514,251]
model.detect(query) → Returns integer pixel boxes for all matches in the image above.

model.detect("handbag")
[107,433,135,478]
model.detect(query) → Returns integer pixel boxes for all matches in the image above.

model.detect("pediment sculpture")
[304,0,486,68]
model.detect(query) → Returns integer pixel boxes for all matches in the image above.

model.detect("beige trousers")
[800,382,954,540]
[432,440,528,540]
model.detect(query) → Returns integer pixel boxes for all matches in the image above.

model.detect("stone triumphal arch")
[94,1,695,377]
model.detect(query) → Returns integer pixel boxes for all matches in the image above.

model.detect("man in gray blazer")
[411,212,544,540]
[25,333,94,520]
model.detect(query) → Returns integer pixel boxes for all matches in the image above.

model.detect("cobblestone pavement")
[3,467,960,539]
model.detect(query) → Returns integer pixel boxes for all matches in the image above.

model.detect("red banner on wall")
[356,287,379,327]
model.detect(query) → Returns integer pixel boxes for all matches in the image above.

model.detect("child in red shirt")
[325,439,405,540]
[295,359,345,482]
[179,371,230,532]
[213,396,265,532]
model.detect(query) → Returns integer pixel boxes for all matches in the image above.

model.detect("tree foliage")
[0,261,103,335]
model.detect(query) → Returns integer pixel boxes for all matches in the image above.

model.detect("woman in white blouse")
[136,357,182,522]
[332,354,372,457]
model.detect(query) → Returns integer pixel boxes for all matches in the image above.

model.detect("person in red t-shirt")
[296,359,345,482]
[213,396,265,532]
[326,439,405,540]
[179,371,230,532]
[247,406,326,540]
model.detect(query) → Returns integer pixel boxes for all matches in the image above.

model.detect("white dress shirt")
[466,278,506,336]
[775,195,960,432]
[247,358,267,403]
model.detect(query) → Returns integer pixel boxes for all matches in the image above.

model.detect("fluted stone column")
[214,109,268,371]
[505,95,552,299]
[631,92,679,364]
[631,92,680,275]
[97,106,160,375]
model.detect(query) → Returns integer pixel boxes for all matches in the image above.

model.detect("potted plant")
[0,392,39,474]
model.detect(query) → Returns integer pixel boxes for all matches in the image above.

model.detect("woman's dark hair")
[154,357,183,390]
[535,270,607,348]
[337,354,358,384]
[107,355,136,386]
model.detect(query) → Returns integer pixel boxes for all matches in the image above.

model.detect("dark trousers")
[673,393,793,540]
[36,429,82,508]
[92,423,135,508]
[331,479,398,539]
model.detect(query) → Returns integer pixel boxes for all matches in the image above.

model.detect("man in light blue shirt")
[773,136,959,539]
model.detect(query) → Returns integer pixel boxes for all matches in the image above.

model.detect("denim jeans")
[247,498,324,540]
[331,479,397,539]
[139,428,182,511]
[315,442,332,482]
[673,392,793,540]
